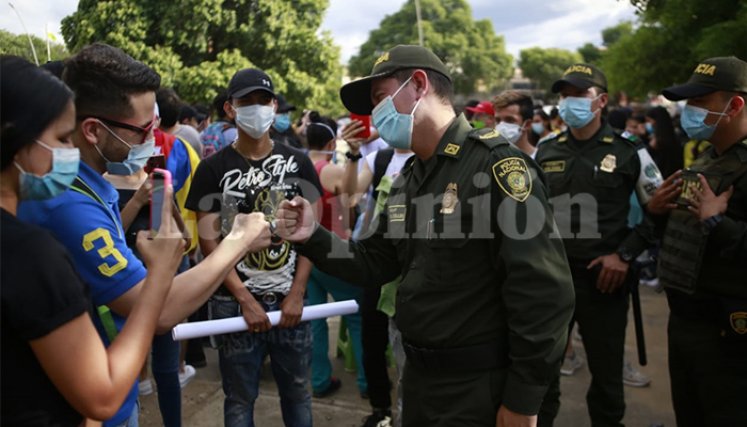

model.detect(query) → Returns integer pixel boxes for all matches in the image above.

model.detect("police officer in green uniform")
[275,45,575,427]
[535,64,662,427]
[647,56,747,426]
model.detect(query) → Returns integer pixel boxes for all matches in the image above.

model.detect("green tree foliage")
[577,42,603,65]
[347,0,513,96]
[601,21,633,47]
[61,0,343,114]
[519,47,583,93]
[0,30,68,64]
[601,0,747,97]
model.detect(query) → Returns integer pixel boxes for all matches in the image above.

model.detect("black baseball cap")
[551,63,608,93]
[227,68,275,99]
[276,94,296,113]
[662,56,747,101]
[340,45,452,115]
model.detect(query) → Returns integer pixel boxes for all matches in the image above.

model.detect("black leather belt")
[213,286,285,305]
[403,341,508,373]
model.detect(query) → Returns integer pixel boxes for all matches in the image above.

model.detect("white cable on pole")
[9,2,39,66]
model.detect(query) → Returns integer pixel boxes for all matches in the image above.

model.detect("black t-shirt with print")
[186,142,322,295]
[1,209,92,426]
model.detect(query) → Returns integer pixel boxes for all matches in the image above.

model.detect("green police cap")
[340,45,452,115]
[662,56,747,101]
[551,63,608,93]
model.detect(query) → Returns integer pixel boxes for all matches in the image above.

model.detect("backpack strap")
[69,176,122,342]
[371,148,395,202]
[97,305,119,343]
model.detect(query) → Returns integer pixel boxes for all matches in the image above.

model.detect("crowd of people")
[1,39,745,427]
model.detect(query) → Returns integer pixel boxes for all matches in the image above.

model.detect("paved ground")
[139,286,676,426]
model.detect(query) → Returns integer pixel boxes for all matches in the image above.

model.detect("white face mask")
[495,121,524,145]
[234,104,275,138]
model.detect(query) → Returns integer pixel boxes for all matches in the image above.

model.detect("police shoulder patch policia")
[492,156,532,202]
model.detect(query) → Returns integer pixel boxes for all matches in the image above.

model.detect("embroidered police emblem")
[542,160,565,173]
[479,129,501,140]
[492,157,532,202]
[374,52,390,67]
[444,143,460,156]
[388,204,406,222]
[440,183,458,214]
[600,154,617,173]
[730,312,747,334]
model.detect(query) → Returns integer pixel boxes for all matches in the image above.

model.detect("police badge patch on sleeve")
[492,157,532,202]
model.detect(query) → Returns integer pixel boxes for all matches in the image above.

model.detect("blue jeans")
[107,401,139,427]
[210,295,312,427]
[307,267,366,393]
[148,256,189,427]
[151,332,180,427]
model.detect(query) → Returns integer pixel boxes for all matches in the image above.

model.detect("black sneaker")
[312,377,342,398]
[361,409,392,427]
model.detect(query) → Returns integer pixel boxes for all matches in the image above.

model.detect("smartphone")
[350,113,371,139]
[676,169,702,209]
[150,168,172,232]
[144,154,165,174]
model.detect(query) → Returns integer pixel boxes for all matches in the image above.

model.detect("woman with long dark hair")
[646,106,684,178]
[1,55,184,426]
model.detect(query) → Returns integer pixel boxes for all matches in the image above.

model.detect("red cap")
[465,101,495,116]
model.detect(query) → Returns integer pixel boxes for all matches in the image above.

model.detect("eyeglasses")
[80,115,157,145]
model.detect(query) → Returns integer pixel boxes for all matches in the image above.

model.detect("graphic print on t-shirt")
[219,151,304,295]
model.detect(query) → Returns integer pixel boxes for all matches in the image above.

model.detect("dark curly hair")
[63,42,160,120]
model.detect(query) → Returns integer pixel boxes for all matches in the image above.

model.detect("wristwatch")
[345,151,363,162]
[616,248,635,263]
[702,214,724,232]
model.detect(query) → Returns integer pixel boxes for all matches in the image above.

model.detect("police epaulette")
[614,130,640,147]
[468,128,509,150]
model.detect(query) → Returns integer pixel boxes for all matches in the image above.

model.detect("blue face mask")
[95,121,155,175]
[273,113,291,133]
[14,140,80,200]
[645,122,654,135]
[372,75,422,150]
[680,99,731,141]
[531,122,545,135]
[558,94,601,129]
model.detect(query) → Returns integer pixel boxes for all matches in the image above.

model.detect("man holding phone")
[648,56,747,426]
[18,43,272,426]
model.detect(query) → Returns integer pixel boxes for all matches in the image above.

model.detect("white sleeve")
[635,147,663,204]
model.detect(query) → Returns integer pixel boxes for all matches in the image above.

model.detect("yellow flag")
[47,32,57,42]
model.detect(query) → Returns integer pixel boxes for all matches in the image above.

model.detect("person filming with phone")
[17,44,272,427]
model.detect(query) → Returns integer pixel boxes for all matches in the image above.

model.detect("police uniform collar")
[593,122,616,144]
[436,114,472,158]
[565,121,615,144]
[726,135,747,162]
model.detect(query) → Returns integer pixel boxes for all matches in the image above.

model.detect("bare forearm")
[342,161,359,205]
[78,267,175,418]
[290,255,312,297]
[156,237,246,332]
[120,198,145,231]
